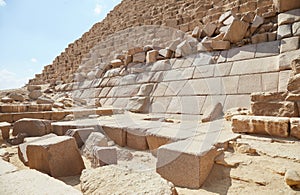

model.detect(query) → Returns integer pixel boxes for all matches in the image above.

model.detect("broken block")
[82,132,108,158]
[0,122,11,140]
[290,118,300,139]
[13,118,51,137]
[156,139,219,188]
[91,146,117,167]
[26,136,85,177]
[65,127,95,148]
[232,115,290,138]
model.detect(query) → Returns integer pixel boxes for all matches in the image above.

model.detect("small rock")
[8,93,24,102]
[285,169,300,188]
[29,90,42,100]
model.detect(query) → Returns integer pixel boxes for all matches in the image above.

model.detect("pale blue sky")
[0,0,121,89]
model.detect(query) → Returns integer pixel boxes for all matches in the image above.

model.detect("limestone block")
[230,56,279,75]
[274,0,300,12]
[290,118,300,139]
[227,44,256,62]
[0,170,82,194]
[65,127,95,148]
[221,76,239,94]
[203,23,217,37]
[211,40,231,50]
[223,19,249,44]
[0,122,10,140]
[293,21,300,36]
[280,36,300,53]
[224,107,250,121]
[176,40,193,56]
[251,15,264,28]
[26,136,85,177]
[137,83,154,96]
[151,60,171,71]
[13,118,51,137]
[193,65,215,79]
[150,97,172,113]
[223,95,251,111]
[1,97,13,103]
[91,146,117,167]
[27,85,41,92]
[133,52,146,63]
[102,125,126,147]
[278,9,300,25]
[231,115,290,138]
[277,24,292,40]
[279,49,300,70]
[251,33,268,44]
[278,70,292,92]
[163,67,194,81]
[18,134,57,165]
[219,11,232,23]
[126,97,150,113]
[251,92,286,102]
[156,139,219,188]
[251,101,298,117]
[8,93,24,102]
[168,38,181,52]
[159,48,173,59]
[82,132,108,158]
[261,72,279,92]
[164,80,188,96]
[238,74,262,94]
[202,102,223,122]
[192,26,201,38]
[146,50,158,63]
[29,90,42,100]
[37,97,54,105]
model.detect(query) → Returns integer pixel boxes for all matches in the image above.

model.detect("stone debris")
[80,165,177,195]
[82,132,108,158]
[65,127,95,148]
[91,146,117,167]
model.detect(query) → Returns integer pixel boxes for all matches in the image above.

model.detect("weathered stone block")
[156,139,219,188]
[274,0,300,12]
[82,132,108,158]
[65,127,95,148]
[91,146,117,167]
[231,115,290,137]
[13,118,51,137]
[290,118,300,139]
[26,136,85,177]
[223,19,249,44]
[102,125,126,147]
[126,97,150,113]
[251,92,287,102]
[280,36,299,53]
[251,101,298,117]
[0,122,10,140]
[288,74,300,93]
[277,24,292,40]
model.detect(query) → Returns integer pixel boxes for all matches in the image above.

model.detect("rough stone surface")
[251,101,298,117]
[284,169,300,188]
[13,118,51,137]
[91,146,117,167]
[157,139,219,189]
[290,118,300,139]
[232,115,290,138]
[223,20,249,44]
[26,136,85,177]
[80,165,177,194]
[0,170,82,194]
[0,159,17,176]
[202,102,223,122]
[29,90,43,100]
[66,127,95,148]
[82,132,108,158]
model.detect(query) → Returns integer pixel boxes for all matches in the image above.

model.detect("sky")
[0,0,121,90]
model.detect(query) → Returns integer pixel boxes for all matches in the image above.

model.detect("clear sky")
[0,0,121,90]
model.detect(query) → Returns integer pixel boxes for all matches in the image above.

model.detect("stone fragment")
[277,24,292,39]
[66,127,95,148]
[203,23,217,37]
[26,136,85,177]
[211,40,231,50]
[192,26,201,38]
[280,36,300,53]
[146,50,158,63]
[251,101,298,117]
[288,74,300,93]
[8,93,24,102]
[223,15,236,26]
[168,38,181,52]
[159,48,173,59]
[202,102,223,122]
[176,40,193,56]
[252,15,264,28]
[157,139,219,188]
[82,132,108,158]
[0,122,10,140]
[0,169,82,194]
[293,21,300,36]
[91,146,117,167]
[29,90,42,100]
[290,118,300,139]
[36,97,54,105]
[231,115,290,138]
[219,11,232,23]
[111,59,123,68]
[284,169,300,188]
[133,52,146,63]
[278,9,300,25]
[80,165,177,194]
[223,20,249,44]
[128,47,143,55]
[126,97,150,113]
[291,57,300,75]
[27,85,41,92]
[224,107,250,121]
[13,118,51,137]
